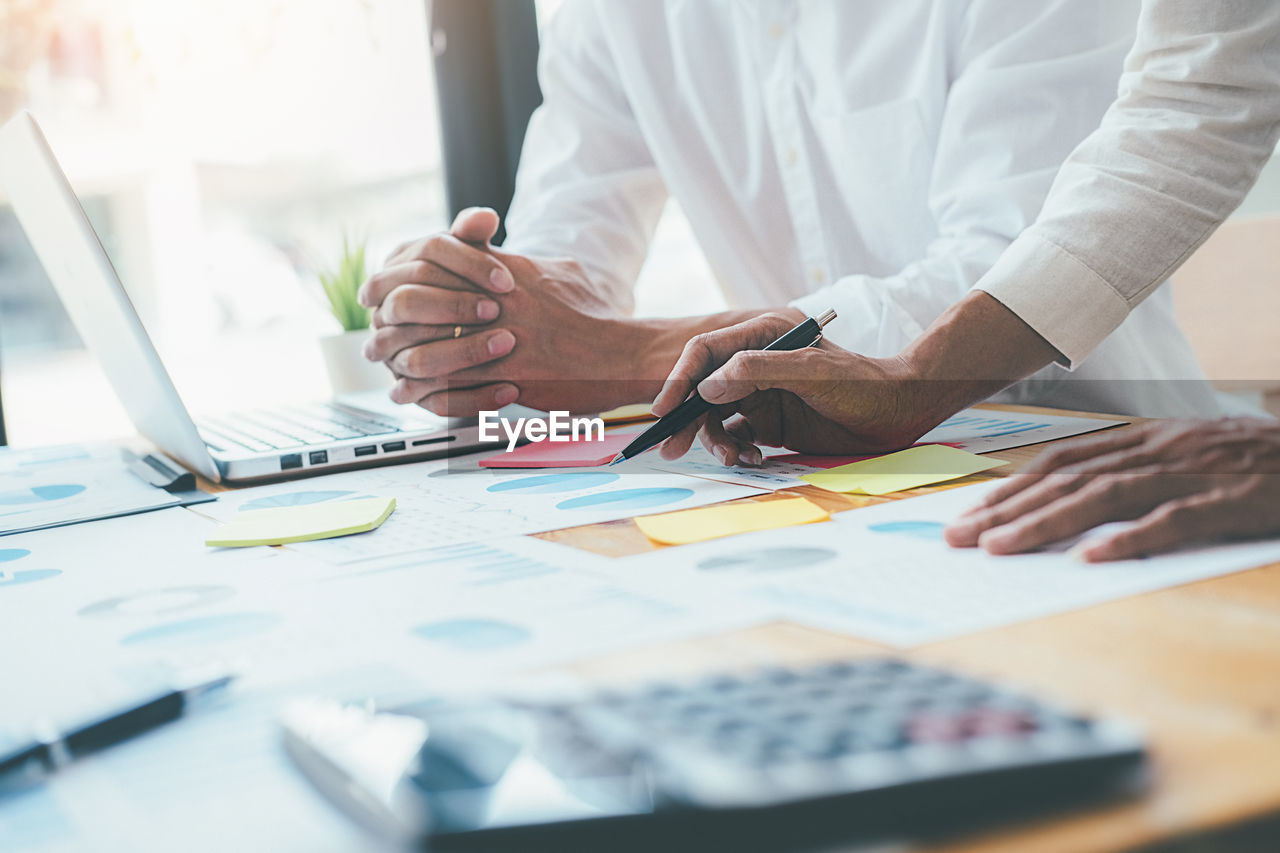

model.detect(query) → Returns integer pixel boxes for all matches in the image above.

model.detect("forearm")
[895,291,1063,432]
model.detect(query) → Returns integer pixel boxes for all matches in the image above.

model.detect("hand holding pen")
[615,310,837,466]
[641,310,922,464]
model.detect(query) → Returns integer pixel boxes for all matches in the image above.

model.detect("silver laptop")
[0,112,502,483]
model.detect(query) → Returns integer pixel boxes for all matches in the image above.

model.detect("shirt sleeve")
[501,0,668,315]
[792,0,1138,362]
[974,0,1280,368]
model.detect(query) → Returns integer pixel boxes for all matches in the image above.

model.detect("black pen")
[0,673,233,791]
[610,308,837,465]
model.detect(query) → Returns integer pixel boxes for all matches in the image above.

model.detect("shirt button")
[812,268,827,284]
[784,148,798,167]
[768,22,786,39]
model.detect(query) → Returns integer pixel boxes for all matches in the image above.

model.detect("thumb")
[451,207,501,246]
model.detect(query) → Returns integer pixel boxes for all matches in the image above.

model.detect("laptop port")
[309,451,329,465]
[353,445,378,458]
[381,441,406,453]
[280,453,303,471]
[411,436,457,447]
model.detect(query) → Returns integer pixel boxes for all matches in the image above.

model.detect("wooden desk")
[204,405,1280,851]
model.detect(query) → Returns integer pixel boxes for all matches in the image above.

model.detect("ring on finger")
[452,325,463,339]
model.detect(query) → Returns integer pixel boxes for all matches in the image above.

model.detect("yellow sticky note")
[800,445,1005,495]
[635,497,830,546]
[599,403,654,424]
[206,496,395,548]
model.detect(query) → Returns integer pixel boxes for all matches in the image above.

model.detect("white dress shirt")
[505,0,1222,417]
[976,0,1280,368]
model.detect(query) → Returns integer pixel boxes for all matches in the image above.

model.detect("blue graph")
[487,472,619,494]
[556,487,694,511]
[80,585,236,619]
[242,490,358,511]
[934,414,1045,439]
[120,612,280,647]
[0,484,87,506]
[0,548,61,588]
[413,618,531,652]
[867,521,945,541]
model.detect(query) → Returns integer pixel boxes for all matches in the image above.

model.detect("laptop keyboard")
[197,403,404,453]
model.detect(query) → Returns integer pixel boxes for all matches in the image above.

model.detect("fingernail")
[698,377,727,400]
[490,268,514,292]
[494,385,519,407]
[362,343,377,362]
[477,299,500,321]
[488,330,516,356]
[712,445,727,464]
[741,447,763,467]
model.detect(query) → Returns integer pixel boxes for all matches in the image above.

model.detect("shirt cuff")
[974,232,1131,370]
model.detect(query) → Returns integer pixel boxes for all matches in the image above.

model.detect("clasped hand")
[359,208,633,415]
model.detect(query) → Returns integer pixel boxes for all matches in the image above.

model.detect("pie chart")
[242,490,358,511]
[698,547,838,573]
[413,618,531,652]
[80,585,236,618]
[487,472,619,494]
[867,521,945,541]
[556,487,693,511]
[0,484,87,505]
[120,612,280,647]
[0,548,61,588]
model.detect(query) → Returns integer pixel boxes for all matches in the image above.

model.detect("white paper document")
[0,444,180,536]
[916,409,1127,453]
[196,456,766,563]
[652,408,1127,490]
[608,482,1280,647]
[0,508,770,851]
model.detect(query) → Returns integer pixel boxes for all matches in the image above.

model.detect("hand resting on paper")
[944,418,1280,561]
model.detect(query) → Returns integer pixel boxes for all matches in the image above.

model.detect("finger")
[698,416,760,467]
[945,472,1087,547]
[374,284,502,327]
[418,383,520,418]
[1080,490,1233,562]
[390,367,510,405]
[388,329,516,380]
[450,207,501,246]
[959,427,1149,516]
[974,469,1181,555]
[359,260,482,309]
[364,323,485,363]
[723,416,764,466]
[377,233,513,299]
[652,314,799,416]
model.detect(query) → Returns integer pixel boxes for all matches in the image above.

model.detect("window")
[0,0,722,448]
[0,0,447,445]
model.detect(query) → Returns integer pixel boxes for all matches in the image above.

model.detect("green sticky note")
[206,496,395,547]
[799,445,1005,495]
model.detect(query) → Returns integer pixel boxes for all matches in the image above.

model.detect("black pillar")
[430,0,542,244]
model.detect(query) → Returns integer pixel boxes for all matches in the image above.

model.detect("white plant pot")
[318,329,392,395]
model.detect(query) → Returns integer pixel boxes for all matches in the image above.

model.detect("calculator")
[283,658,1147,850]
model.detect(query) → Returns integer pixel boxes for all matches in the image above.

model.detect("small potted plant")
[315,236,390,395]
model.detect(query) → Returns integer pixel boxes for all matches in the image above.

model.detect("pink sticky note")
[480,433,635,468]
